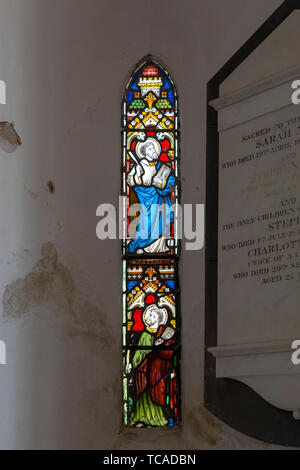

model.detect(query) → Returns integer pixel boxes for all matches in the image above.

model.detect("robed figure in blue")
[127,138,175,254]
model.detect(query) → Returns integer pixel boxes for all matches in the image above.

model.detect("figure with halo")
[127,137,175,254]
[126,303,176,427]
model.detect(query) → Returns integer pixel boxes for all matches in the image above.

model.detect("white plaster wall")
[0,0,283,450]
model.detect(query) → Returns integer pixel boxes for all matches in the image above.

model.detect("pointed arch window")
[122,57,180,428]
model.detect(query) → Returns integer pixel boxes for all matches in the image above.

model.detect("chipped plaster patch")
[0,122,21,153]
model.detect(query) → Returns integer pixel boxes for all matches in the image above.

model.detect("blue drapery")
[127,165,175,253]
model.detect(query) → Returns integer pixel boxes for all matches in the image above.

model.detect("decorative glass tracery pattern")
[122,57,180,428]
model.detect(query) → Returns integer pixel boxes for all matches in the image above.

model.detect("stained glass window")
[122,57,180,428]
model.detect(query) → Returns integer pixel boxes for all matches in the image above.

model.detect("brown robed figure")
[128,304,176,427]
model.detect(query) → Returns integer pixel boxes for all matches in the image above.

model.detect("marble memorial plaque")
[219,106,300,346]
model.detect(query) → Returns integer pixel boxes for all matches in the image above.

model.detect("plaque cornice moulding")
[209,62,300,111]
[209,62,300,133]
[208,339,293,358]
[208,341,296,379]
[209,341,300,413]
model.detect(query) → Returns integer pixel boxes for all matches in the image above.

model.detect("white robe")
[127,159,157,187]
[127,160,170,254]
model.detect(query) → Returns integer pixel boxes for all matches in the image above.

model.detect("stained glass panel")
[123,259,179,347]
[122,60,180,256]
[122,57,180,428]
